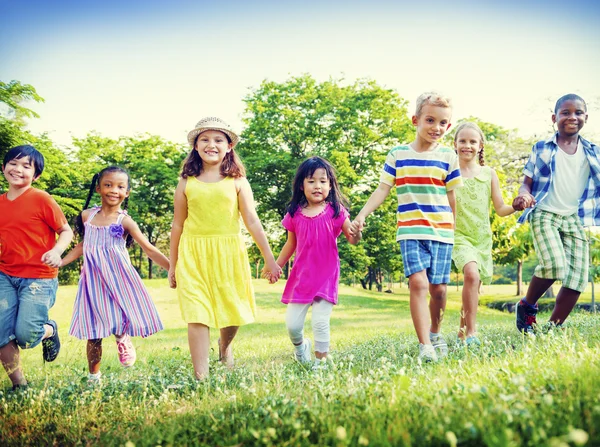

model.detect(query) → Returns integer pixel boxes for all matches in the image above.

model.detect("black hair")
[75,166,134,247]
[286,156,348,218]
[554,94,587,114]
[3,145,45,178]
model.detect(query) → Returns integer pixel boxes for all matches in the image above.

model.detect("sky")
[1,0,600,147]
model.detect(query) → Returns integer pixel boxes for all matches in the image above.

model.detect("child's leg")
[218,326,238,367]
[0,341,26,387]
[311,299,334,359]
[87,339,103,374]
[550,215,588,324]
[429,283,447,334]
[408,270,431,344]
[188,323,210,380]
[460,262,480,338]
[286,303,311,347]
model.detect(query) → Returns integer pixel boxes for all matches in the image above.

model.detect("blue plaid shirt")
[518,133,600,226]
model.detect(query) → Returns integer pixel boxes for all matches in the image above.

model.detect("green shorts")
[529,208,589,292]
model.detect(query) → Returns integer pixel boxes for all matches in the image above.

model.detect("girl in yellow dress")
[169,117,281,380]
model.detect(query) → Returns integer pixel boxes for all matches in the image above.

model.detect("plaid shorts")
[399,239,453,284]
[529,208,589,292]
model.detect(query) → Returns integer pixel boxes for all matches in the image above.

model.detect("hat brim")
[187,127,239,148]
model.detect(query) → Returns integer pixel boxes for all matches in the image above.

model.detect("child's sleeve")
[379,150,397,187]
[41,193,68,231]
[445,153,463,192]
[334,207,350,233]
[282,212,295,232]
[523,143,538,179]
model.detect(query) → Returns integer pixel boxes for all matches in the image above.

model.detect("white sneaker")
[295,338,312,364]
[312,356,331,371]
[429,333,448,358]
[419,344,438,363]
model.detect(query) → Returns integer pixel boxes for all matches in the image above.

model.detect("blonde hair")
[415,91,452,117]
[453,121,486,166]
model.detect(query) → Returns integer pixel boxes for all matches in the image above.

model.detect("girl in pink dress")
[273,157,361,369]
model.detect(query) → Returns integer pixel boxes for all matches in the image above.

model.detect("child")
[350,92,462,362]
[0,145,73,390]
[169,116,281,380]
[513,94,600,332]
[452,122,515,345]
[273,157,361,369]
[60,166,169,382]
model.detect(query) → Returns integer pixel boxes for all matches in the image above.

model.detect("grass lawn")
[1,280,599,446]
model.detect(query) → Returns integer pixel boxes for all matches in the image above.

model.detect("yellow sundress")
[176,176,255,327]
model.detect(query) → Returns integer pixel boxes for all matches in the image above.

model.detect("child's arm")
[237,178,282,281]
[122,216,170,271]
[447,190,456,227]
[41,224,74,268]
[169,179,188,288]
[276,231,297,267]
[490,168,516,217]
[60,242,83,267]
[350,183,392,235]
[342,218,362,245]
[513,175,536,211]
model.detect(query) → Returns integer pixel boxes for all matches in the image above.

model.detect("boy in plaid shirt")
[513,94,600,332]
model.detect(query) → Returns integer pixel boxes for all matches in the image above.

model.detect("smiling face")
[194,130,232,167]
[412,105,452,145]
[553,99,588,137]
[454,127,483,163]
[96,171,130,207]
[302,168,331,207]
[2,155,38,192]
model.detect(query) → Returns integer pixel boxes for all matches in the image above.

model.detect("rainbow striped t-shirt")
[380,144,462,244]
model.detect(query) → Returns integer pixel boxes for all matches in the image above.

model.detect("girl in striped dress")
[61,166,169,382]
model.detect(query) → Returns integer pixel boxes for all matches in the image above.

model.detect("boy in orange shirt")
[0,145,73,390]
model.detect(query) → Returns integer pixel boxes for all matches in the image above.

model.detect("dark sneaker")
[42,320,60,362]
[516,299,538,333]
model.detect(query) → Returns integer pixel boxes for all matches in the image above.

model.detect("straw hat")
[186,117,240,148]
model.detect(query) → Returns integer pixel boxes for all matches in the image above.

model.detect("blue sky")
[1,0,599,146]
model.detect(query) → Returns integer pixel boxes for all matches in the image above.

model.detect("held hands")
[168,267,177,289]
[261,259,283,284]
[349,216,366,237]
[512,193,536,211]
[41,249,62,268]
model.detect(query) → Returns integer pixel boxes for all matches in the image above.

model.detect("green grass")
[1,280,599,446]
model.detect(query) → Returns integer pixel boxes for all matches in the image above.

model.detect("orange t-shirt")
[0,188,68,279]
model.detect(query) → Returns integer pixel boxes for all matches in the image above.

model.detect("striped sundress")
[69,207,163,340]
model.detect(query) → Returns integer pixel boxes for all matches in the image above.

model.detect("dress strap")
[85,206,102,225]
[116,210,128,225]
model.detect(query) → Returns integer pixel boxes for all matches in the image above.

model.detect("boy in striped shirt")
[351,92,462,362]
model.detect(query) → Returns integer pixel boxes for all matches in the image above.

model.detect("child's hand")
[349,216,365,236]
[41,249,62,268]
[263,260,282,284]
[168,267,177,289]
[512,194,535,211]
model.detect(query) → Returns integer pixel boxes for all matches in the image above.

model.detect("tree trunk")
[376,268,383,292]
[544,287,555,298]
[516,260,523,296]
[148,258,153,279]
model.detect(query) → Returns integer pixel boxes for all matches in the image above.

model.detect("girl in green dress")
[453,123,515,345]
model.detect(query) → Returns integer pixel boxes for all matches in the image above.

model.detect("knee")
[15,325,43,349]
[312,318,330,336]
[463,268,480,286]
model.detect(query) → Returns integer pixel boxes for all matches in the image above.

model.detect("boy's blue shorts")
[0,271,58,349]
[399,239,453,284]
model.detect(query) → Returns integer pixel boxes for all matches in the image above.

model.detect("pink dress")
[281,204,349,305]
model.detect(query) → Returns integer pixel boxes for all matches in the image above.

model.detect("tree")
[238,74,413,287]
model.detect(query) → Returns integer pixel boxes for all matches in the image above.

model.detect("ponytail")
[74,173,100,241]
